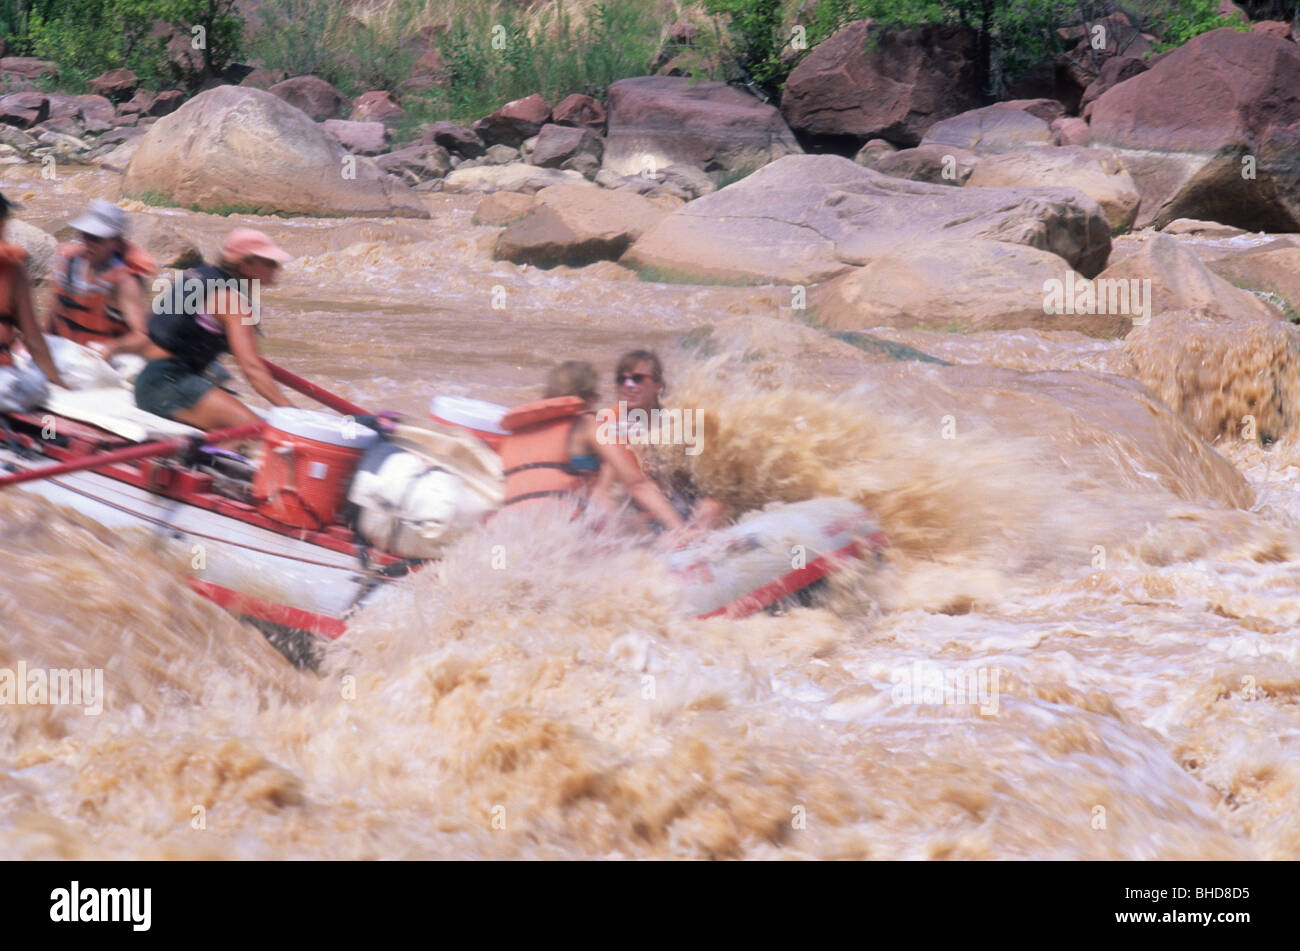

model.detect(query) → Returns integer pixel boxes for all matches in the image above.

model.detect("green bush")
[431,1,667,122]
[8,0,242,90]
[703,0,1262,96]
[244,0,421,96]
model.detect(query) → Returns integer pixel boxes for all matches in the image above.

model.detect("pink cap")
[221,228,292,264]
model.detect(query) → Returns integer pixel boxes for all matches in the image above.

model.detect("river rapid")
[2,165,1298,859]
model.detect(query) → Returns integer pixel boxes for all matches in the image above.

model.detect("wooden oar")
[263,359,371,417]
[0,421,265,488]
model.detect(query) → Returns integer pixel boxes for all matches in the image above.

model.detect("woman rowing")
[135,228,294,429]
[0,192,64,412]
[498,359,688,533]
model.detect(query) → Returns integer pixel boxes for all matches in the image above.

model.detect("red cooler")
[253,408,379,529]
[430,395,508,453]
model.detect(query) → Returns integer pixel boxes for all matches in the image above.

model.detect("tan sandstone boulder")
[965,146,1141,232]
[494,185,669,267]
[1095,233,1282,322]
[622,154,1111,285]
[121,86,426,218]
[810,239,1127,336]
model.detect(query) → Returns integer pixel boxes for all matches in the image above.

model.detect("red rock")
[1091,28,1300,230]
[1001,98,1065,124]
[0,57,56,81]
[603,76,800,175]
[0,92,48,128]
[551,93,606,133]
[781,20,982,147]
[89,68,140,102]
[44,93,81,121]
[121,89,154,116]
[320,119,388,155]
[528,123,602,168]
[147,90,185,118]
[472,94,552,148]
[351,90,403,124]
[420,121,484,158]
[268,76,348,120]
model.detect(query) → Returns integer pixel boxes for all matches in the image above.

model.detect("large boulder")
[267,76,348,120]
[621,154,1111,285]
[602,76,801,177]
[1205,238,1300,320]
[8,218,57,282]
[121,86,425,217]
[966,147,1141,232]
[472,94,551,148]
[780,20,983,148]
[494,184,668,267]
[920,103,1053,155]
[1096,233,1281,323]
[811,239,1126,336]
[1090,29,1300,230]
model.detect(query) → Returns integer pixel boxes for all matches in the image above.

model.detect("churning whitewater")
[2,165,1298,860]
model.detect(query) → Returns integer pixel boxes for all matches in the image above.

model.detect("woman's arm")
[581,416,685,531]
[218,292,291,408]
[14,266,64,388]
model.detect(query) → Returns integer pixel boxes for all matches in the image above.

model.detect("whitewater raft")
[1,369,887,666]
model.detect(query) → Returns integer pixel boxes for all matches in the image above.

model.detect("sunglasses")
[617,373,657,386]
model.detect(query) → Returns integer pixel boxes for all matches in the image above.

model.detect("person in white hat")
[136,228,294,430]
[45,198,156,359]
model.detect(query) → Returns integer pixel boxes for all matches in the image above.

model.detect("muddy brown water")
[1,165,1298,859]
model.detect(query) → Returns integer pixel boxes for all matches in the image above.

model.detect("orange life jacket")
[0,241,27,368]
[50,240,156,346]
[499,396,595,508]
